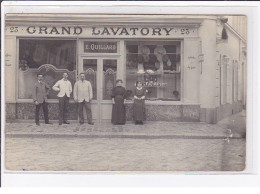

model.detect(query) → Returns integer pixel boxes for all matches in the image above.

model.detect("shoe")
[36,123,40,126]
[45,122,53,125]
[59,122,62,125]
[63,121,70,124]
[140,121,143,125]
[88,122,94,125]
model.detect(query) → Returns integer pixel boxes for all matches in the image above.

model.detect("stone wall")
[6,103,78,121]
[6,102,243,123]
[125,103,200,122]
[6,103,201,122]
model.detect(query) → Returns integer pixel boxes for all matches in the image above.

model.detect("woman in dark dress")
[133,81,147,125]
[111,79,126,125]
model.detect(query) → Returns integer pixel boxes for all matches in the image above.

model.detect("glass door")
[81,58,99,122]
[100,59,118,121]
[80,57,118,123]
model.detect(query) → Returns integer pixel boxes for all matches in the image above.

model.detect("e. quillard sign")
[84,41,117,53]
[6,26,198,38]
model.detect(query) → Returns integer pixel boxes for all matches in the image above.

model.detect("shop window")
[125,41,181,101]
[18,39,76,99]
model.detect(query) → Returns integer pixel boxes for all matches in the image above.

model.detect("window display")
[18,39,76,99]
[126,41,181,101]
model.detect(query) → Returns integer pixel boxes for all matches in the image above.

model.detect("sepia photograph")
[3,8,247,173]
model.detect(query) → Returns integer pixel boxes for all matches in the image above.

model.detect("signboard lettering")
[84,42,117,53]
[5,53,12,66]
[6,26,198,38]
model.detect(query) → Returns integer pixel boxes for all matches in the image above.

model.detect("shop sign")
[143,76,167,87]
[6,25,198,38]
[84,41,117,53]
[143,81,167,87]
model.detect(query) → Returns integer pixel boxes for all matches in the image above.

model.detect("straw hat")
[139,45,150,55]
[154,46,166,62]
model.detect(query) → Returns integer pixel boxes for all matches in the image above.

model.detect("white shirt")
[52,78,72,97]
[73,80,93,102]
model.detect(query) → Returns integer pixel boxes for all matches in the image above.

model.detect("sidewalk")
[217,110,246,138]
[5,111,246,139]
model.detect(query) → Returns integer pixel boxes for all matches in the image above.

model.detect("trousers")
[78,100,92,124]
[58,95,69,123]
[35,100,49,124]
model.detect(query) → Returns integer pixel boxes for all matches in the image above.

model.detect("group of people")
[111,80,146,125]
[33,72,94,126]
[33,72,146,126]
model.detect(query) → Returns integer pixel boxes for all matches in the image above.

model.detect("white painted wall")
[199,19,217,109]
[5,36,16,103]
[183,38,200,103]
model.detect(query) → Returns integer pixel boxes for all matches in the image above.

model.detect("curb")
[5,133,244,139]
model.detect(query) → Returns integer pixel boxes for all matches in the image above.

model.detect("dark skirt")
[111,95,126,124]
[133,99,146,121]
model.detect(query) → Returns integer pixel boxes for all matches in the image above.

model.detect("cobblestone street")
[4,120,246,172]
[4,112,246,172]
[5,137,245,171]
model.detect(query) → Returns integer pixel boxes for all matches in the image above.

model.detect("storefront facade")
[5,14,246,123]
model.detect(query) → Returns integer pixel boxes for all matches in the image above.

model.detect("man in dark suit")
[32,73,52,126]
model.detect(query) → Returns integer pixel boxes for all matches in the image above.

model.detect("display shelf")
[126,70,181,75]
[126,53,179,55]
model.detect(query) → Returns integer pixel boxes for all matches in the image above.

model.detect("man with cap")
[53,72,72,125]
[32,73,52,126]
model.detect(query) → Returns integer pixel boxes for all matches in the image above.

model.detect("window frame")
[124,39,183,102]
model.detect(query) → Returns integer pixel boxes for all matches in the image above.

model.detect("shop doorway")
[79,57,118,123]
